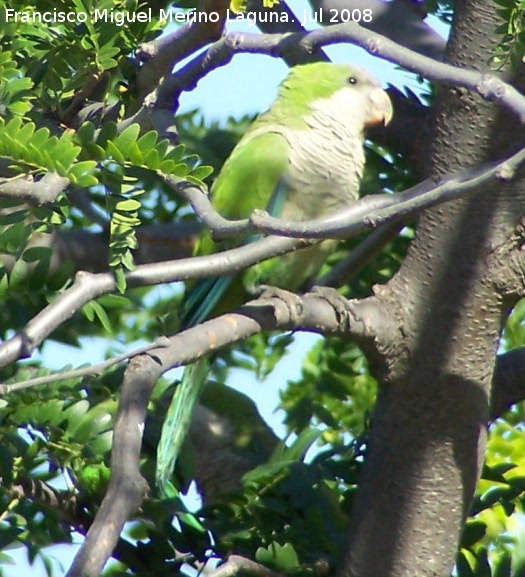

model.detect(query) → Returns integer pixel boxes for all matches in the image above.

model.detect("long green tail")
[155,178,289,497]
[155,272,233,497]
[156,358,210,498]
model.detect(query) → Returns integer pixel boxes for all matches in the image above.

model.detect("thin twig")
[0,337,170,393]
[317,222,405,288]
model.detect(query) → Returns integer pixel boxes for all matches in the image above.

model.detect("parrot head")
[271,62,393,134]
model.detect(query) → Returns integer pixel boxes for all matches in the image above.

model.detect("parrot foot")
[310,286,351,329]
[252,285,303,324]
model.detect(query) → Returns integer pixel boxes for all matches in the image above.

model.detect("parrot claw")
[252,284,303,325]
[310,286,351,329]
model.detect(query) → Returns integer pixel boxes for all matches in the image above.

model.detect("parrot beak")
[365,87,393,127]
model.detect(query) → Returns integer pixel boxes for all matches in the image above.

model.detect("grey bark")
[337,1,525,576]
[307,0,446,60]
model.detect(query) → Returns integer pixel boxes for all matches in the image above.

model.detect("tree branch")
[64,288,399,577]
[317,222,404,288]
[3,139,524,370]
[164,147,523,241]
[65,353,159,577]
[310,0,446,60]
[249,0,329,65]
[0,222,198,276]
[13,297,525,577]
[490,215,525,299]
[0,337,170,393]
[135,0,230,102]
[164,23,525,121]
[208,555,285,577]
[0,235,308,368]
[0,173,69,205]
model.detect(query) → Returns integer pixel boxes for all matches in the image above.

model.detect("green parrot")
[156,61,393,497]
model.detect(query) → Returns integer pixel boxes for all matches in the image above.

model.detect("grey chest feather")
[280,121,365,221]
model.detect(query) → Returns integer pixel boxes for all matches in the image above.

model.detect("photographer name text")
[4,7,373,27]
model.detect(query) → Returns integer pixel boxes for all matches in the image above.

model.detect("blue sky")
[175,23,432,121]
[4,8,448,577]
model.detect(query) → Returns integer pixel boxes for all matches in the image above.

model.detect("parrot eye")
[347,76,358,85]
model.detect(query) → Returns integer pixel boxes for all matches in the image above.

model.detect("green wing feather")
[209,130,290,221]
[156,358,211,498]
[155,131,290,497]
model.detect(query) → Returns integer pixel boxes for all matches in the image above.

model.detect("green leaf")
[97,294,130,308]
[185,175,204,186]
[456,550,475,577]
[7,101,31,117]
[76,121,96,144]
[159,160,176,173]
[178,511,206,533]
[106,141,126,165]
[136,130,158,154]
[114,124,141,157]
[284,428,320,462]
[256,542,300,571]
[90,300,112,333]
[97,122,118,147]
[82,302,95,322]
[9,258,29,287]
[73,405,114,444]
[507,474,525,491]
[115,198,141,212]
[0,210,28,225]
[23,246,52,262]
[143,149,160,170]
[4,117,22,138]
[164,144,186,163]
[473,547,491,577]
[68,160,99,187]
[190,165,214,181]
[479,485,513,508]
[30,128,51,149]
[88,430,113,455]
[77,464,111,497]
[128,142,143,166]
[0,527,24,549]
[115,267,127,294]
[56,145,81,172]
[62,400,91,433]
[16,122,36,145]
[172,163,190,177]
[493,552,512,577]
[461,519,487,548]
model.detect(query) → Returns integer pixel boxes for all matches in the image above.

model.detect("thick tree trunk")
[338,1,525,575]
